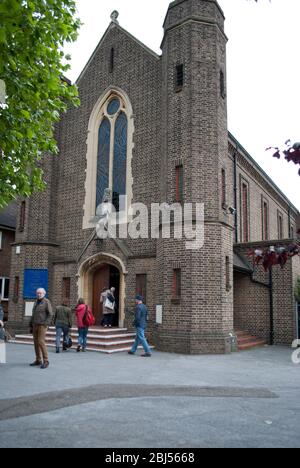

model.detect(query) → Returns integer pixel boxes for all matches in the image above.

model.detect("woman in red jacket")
[75,298,92,352]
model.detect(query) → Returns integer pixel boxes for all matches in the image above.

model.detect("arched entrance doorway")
[77,253,127,328]
[93,264,120,326]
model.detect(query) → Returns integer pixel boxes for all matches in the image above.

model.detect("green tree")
[0,0,81,208]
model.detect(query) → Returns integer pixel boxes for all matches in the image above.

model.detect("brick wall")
[0,229,14,277]
[0,228,15,318]
[234,271,270,341]
[235,242,299,345]
[228,140,298,244]
[8,244,56,334]
[153,0,233,354]
[292,256,300,340]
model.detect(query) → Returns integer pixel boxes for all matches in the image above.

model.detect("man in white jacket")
[100,287,116,327]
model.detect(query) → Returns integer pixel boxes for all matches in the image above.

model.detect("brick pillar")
[154,0,234,353]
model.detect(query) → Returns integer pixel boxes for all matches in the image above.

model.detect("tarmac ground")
[0,343,299,448]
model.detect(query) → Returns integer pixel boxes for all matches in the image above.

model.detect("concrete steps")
[235,329,267,351]
[11,326,152,354]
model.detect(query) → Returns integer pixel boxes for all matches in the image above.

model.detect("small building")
[0,203,17,321]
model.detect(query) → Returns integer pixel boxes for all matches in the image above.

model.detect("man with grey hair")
[29,288,53,369]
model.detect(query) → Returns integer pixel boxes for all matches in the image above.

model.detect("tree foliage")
[0,0,81,208]
[248,244,300,272]
[266,141,300,176]
[295,277,300,302]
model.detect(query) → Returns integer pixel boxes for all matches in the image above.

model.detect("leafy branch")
[266,141,300,176]
[0,0,81,208]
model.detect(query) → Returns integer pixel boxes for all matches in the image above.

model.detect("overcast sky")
[64,0,300,211]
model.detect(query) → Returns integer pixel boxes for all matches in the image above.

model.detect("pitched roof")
[233,251,253,274]
[0,202,17,229]
[76,21,160,85]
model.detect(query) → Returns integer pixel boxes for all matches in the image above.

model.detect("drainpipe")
[233,149,238,243]
[250,268,274,346]
[269,269,274,345]
[288,206,292,238]
[296,302,299,342]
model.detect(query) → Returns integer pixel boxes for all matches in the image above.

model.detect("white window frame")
[0,231,2,250]
[0,277,10,301]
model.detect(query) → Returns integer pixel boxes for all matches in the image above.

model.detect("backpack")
[83,305,95,327]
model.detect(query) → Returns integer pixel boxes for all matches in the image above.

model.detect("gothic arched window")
[83,89,134,230]
[96,118,111,209]
[96,97,128,212]
[113,112,128,211]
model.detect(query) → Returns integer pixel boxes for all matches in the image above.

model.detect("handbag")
[104,297,115,311]
[65,335,73,349]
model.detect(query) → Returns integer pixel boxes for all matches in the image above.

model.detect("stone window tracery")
[83,88,134,229]
[96,96,128,212]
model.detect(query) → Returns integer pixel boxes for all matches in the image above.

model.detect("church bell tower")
[155,0,234,354]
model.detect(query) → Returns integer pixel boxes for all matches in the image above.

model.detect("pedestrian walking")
[53,302,73,353]
[29,288,53,369]
[100,287,116,328]
[128,295,152,357]
[75,298,94,352]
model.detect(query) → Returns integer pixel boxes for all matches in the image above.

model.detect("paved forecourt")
[0,344,300,448]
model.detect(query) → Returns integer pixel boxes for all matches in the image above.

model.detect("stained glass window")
[95,97,129,213]
[96,118,111,209]
[107,98,120,116]
[112,112,128,211]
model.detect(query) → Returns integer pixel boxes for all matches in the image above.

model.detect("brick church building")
[8,0,300,353]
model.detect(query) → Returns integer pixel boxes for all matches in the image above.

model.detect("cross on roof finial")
[110,11,119,24]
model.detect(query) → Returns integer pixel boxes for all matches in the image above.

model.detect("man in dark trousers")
[53,302,73,353]
[128,295,152,357]
[29,288,53,369]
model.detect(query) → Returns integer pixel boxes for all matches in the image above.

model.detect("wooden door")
[93,265,110,325]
